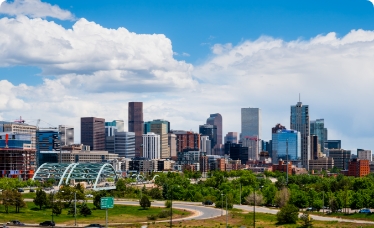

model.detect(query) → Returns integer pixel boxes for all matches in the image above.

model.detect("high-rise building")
[290,101,310,169]
[241,108,261,140]
[168,133,177,159]
[114,132,135,158]
[310,119,327,151]
[206,113,222,145]
[272,129,301,165]
[224,132,238,144]
[310,135,320,160]
[199,124,217,150]
[128,102,144,157]
[272,123,286,133]
[142,132,160,160]
[1,121,37,149]
[200,135,212,155]
[81,117,105,150]
[105,121,117,137]
[348,159,370,177]
[241,136,259,160]
[357,149,372,161]
[144,119,170,158]
[171,130,200,152]
[328,149,351,170]
[59,125,74,146]
[229,143,249,165]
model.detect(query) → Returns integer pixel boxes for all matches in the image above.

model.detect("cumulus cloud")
[0,0,74,20]
[0,16,196,92]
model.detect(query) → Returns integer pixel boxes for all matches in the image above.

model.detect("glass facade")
[310,119,328,150]
[290,102,309,168]
[272,129,301,164]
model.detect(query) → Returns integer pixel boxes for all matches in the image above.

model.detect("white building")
[241,108,261,140]
[59,125,74,146]
[200,135,211,155]
[358,149,372,161]
[143,132,160,159]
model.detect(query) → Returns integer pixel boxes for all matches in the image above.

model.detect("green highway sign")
[101,197,114,209]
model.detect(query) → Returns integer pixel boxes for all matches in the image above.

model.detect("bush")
[300,212,313,228]
[140,195,151,209]
[158,210,171,218]
[147,214,157,220]
[276,203,299,224]
[165,200,172,208]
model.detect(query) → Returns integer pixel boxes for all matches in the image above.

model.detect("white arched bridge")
[32,163,118,191]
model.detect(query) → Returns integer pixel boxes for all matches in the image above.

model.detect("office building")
[241,136,259,160]
[59,150,119,163]
[328,149,351,170]
[144,119,170,158]
[200,135,211,155]
[272,128,301,165]
[142,132,160,160]
[206,113,222,145]
[81,117,105,150]
[348,159,370,177]
[171,130,200,152]
[59,125,74,146]
[324,140,341,149]
[309,157,334,171]
[37,128,60,152]
[229,143,249,164]
[199,124,217,150]
[0,148,36,180]
[310,119,327,150]
[357,149,372,161]
[114,132,135,158]
[290,101,310,169]
[168,133,177,159]
[128,157,158,173]
[241,108,261,140]
[0,132,31,149]
[128,102,144,157]
[105,122,117,137]
[310,135,320,160]
[105,136,115,153]
[1,121,37,149]
[224,132,238,144]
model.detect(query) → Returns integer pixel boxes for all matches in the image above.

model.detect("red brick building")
[272,160,292,175]
[348,159,370,177]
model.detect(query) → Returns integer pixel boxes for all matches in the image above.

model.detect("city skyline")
[0,0,373,152]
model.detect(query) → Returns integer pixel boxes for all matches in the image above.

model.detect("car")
[30,189,35,192]
[202,200,213,205]
[85,194,93,198]
[39,221,55,226]
[85,224,103,228]
[17,188,24,192]
[7,220,24,226]
[306,207,317,211]
[359,208,371,214]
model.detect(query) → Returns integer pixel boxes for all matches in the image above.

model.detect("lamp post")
[221,193,224,216]
[225,194,228,228]
[239,183,242,205]
[322,191,325,214]
[74,191,77,226]
[51,191,54,226]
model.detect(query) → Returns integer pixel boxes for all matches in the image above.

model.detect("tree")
[80,203,92,217]
[149,187,163,200]
[93,191,107,209]
[245,192,264,206]
[262,184,277,205]
[52,200,63,216]
[300,212,313,228]
[116,178,127,192]
[274,187,290,208]
[1,189,14,213]
[13,190,26,213]
[34,188,48,210]
[139,195,151,209]
[276,203,299,224]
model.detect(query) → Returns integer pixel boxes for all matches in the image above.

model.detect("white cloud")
[0,0,74,20]
[182,52,190,57]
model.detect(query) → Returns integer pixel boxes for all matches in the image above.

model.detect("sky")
[0,0,374,152]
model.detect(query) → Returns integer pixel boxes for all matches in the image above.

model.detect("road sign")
[101,197,114,209]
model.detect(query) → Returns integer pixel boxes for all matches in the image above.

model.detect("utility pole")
[253,189,256,228]
[322,191,324,214]
[221,193,223,216]
[74,191,77,226]
[226,194,228,228]
[286,139,289,185]
[170,185,173,228]
[239,183,242,205]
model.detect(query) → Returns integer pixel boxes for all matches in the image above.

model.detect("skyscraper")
[144,119,170,158]
[290,101,310,169]
[272,129,301,165]
[310,119,327,151]
[114,132,135,158]
[224,132,238,144]
[143,132,160,160]
[241,108,261,140]
[199,124,217,151]
[59,125,74,146]
[81,117,105,150]
[128,102,144,157]
[206,113,222,145]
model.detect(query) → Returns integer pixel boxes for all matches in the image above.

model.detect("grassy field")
[309,211,374,222]
[0,202,190,225]
[124,211,374,228]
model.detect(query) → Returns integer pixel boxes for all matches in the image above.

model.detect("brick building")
[272,159,292,175]
[348,159,370,177]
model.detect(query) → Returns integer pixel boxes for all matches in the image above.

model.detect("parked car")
[306,207,317,211]
[7,220,24,225]
[85,224,103,228]
[202,200,213,205]
[30,189,35,192]
[39,221,55,226]
[17,189,24,193]
[359,208,371,214]
[85,194,93,198]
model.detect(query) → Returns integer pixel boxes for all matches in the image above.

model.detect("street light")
[221,193,228,228]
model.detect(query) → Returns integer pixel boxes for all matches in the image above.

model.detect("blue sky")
[0,0,374,152]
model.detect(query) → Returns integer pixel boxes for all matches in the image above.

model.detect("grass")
[0,202,190,225]
[310,211,374,222]
[21,192,36,199]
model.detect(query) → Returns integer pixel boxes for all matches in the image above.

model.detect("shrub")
[276,203,299,224]
[165,200,172,208]
[147,214,157,220]
[140,195,151,209]
[158,210,171,218]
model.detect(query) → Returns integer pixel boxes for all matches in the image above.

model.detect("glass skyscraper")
[272,129,301,164]
[241,107,261,140]
[310,119,327,151]
[290,101,310,169]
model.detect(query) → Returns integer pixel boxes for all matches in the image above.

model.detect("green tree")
[116,178,127,192]
[80,203,92,217]
[93,191,107,209]
[262,184,277,205]
[149,187,163,200]
[1,189,14,213]
[276,203,299,224]
[13,190,26,213]
[274,187,290,208]
[300,212,313,228]
[139,195,151,209]
[52,200,63,216]
[33,189,48,210]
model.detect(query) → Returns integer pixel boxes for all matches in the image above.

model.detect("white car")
[85,194,94,198]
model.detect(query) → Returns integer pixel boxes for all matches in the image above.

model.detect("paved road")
[235,204,374,224]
